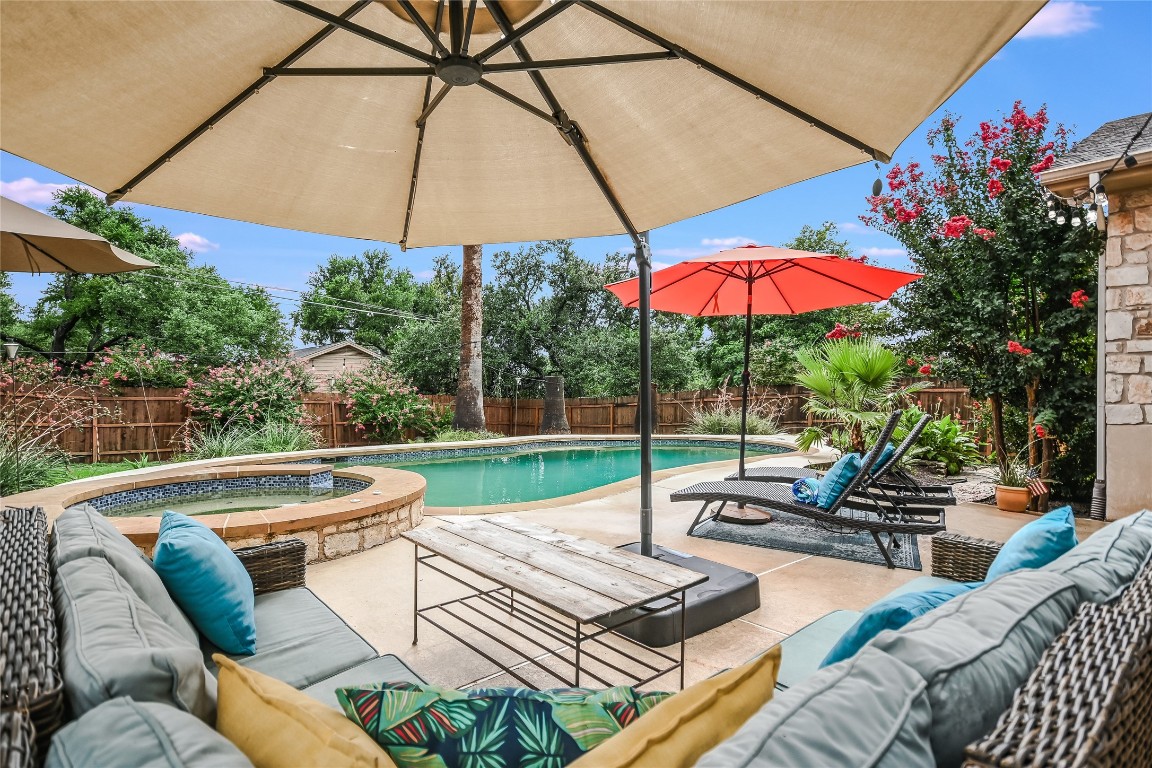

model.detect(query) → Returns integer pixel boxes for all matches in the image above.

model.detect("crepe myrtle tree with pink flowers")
[864,103,1102,496]
[333,361,451,443]
[182,357,315,427]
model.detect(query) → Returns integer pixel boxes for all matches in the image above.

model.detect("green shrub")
[0,439,69,495]
[432,429,503,442]
[84,344,193,389]
[681,391,781,436]
[175,421,320,460]
[333,362,448,442]
[893,406,984,475]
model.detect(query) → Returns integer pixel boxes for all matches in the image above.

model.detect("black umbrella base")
[598,543,760,648]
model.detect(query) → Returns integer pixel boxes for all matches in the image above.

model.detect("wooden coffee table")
[403,515,707,689]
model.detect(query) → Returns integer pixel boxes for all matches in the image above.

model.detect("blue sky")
[3,1,1151,325]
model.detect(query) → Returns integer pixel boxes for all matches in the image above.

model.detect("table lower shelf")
[414,553,688,690]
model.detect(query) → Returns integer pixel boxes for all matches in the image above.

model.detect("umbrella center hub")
[436,55,482,86]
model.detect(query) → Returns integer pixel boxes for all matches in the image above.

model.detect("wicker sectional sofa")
[2,504,1151,768]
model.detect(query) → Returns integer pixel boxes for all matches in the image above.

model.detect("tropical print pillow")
[337,681,672,768]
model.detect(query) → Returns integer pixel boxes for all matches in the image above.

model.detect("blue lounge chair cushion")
[816,453,861,509]
[870,442,896,475]
[153,512,257,655]
[985,505,1078,580]
[819,581,980,668]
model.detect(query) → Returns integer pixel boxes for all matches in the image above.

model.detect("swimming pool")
[340,442,785,507]
[103,487,357,517]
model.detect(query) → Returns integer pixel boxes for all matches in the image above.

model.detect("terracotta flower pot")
[995,485,1031,513]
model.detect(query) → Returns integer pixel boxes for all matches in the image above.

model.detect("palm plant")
[795,338,929,454]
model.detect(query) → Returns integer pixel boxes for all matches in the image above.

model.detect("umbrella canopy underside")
[0,196,157,273]
[1,0,1041,248]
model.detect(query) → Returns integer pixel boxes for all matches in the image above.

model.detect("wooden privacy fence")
[3,381,973,463]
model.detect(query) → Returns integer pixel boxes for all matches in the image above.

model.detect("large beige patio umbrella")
[1,197,157,274]
[0,0,1042,554]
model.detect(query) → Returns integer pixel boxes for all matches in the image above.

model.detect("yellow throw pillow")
[568,645,781,768]
[214,654,397,768]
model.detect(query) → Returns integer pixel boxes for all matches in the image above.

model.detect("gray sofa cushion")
[1042,511,1152,603]
[774,609,860,690]
[205,587,377,689]
[301,653,427,708]
[54,557,217,722]
[697,646,934,768]
[52,504,199,644]
[46,697,251,768]
[870,569,1081,767]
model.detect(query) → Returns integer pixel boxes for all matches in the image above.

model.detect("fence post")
[329,401,338,448]
[91,397,100,464]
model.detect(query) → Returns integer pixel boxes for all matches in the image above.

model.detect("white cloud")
[651,261,672,271]
[176,232,220,253]
[701,236,757,248]
[860,247,907,258]
[414,269,435,280]
[652,246,714,259]
[837,220,872,234]
[1016,2,1099,38]
[1,177,79,208]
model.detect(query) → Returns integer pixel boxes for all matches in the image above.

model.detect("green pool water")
[343,444,783,507]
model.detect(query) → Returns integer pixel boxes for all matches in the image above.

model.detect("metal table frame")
[412,544,690,690]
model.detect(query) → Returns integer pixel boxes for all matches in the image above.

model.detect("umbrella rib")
[105,0,374,204]
[486,0,641,241]
[475,80,557,125]
[397,0,450,57]
[791,260,890,301]
[485,52,679,73]
[574,0,891,163]
[461,0,478,55]
[277,1,438,65]
[475,1,575,63]
[13,235,79,273]
[400,2,447,251]
[448,0,464,55]
[265,67,434,76]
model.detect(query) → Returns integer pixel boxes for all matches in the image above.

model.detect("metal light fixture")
[2,342,18,361]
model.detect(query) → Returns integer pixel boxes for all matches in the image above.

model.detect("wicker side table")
[0,507,63,762]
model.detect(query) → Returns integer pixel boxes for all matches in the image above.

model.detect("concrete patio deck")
[307,455,1106,692]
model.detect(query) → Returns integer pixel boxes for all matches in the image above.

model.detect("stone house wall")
[1104,188,1152,517]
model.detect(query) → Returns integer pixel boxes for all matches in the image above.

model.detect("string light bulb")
[1071,213,1082,227]
[1086,204,1099,226]
[1124,154,1138,169]
[1056,212,1066,225]
[1094,183,1108,206]
[1048,208,1057,220]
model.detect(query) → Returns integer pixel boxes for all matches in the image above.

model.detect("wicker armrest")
[931,532,1002,582]
[233,539,307,594]
[965,560,1152,767]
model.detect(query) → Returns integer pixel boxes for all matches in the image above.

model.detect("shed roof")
[291,340,382,361]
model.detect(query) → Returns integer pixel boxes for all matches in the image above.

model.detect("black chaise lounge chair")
[674,413,946,569]
[724,412,957,509]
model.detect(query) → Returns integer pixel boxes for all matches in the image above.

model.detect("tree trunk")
[989,393,1009,471]
[540,375,570,434]
[453,244,485,431]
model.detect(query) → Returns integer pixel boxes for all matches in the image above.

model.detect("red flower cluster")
[1070,289,1089,309]
[1030,154,1055,174]
[941,215,974,238]
[979,121,1007,147]
[825,322,863,340]
[886,165,906,192]
[918,364,933,375]
[1034,424,1047,439]
[987,178,1005,199]
[973,227,996,241]
[906,358,916,366]
[989,157,1012,172]
[1007,340,1032,356]
[890,199,924,223]
[1008,102,1048,136]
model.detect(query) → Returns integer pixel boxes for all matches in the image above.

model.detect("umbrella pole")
[739,282,752,480]
[637,232,654,557]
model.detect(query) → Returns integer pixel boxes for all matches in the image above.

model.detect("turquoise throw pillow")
[152,512,256,655]
[820,581,980,667]
[816,453,862,509]
[338,682,671,768]
[870,442,896,475]
[986,505,1079,580]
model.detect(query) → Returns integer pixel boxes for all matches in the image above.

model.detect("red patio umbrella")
[605,244,921,493]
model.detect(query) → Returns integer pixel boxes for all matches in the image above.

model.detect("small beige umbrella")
[1,196,157,274]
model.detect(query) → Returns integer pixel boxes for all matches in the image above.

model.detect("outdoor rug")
[691,508,922,571]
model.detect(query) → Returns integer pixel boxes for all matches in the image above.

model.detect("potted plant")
[995,460,1031,513]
